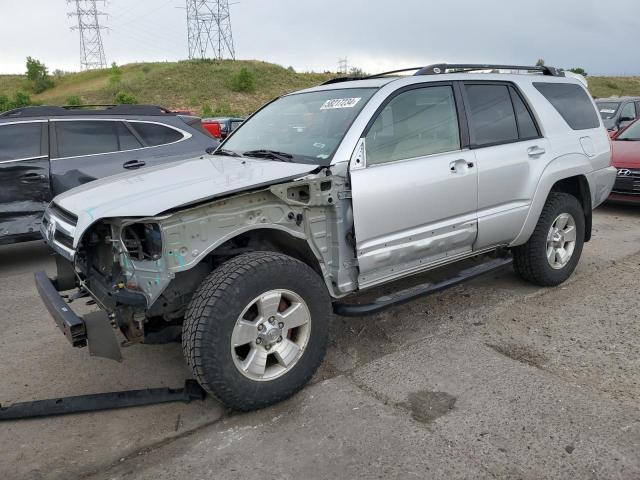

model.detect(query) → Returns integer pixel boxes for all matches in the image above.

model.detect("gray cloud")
[1,0,638,75]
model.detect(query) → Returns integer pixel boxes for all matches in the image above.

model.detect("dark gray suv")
[596,96,640,132]
[0,105,218,245]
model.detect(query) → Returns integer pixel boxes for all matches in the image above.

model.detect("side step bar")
[333,256,513,317]
[0,380,206,421]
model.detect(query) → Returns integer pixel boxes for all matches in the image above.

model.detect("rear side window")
[131,122,184,147]
[365,85,461,165]
[0,122,42,161]
[464,84,518,146]
[509,87,539,139]
[117,122,143,150]
[533,82,600,130]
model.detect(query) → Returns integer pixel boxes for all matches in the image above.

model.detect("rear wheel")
[513,192,585,286]
[182,251,331,411]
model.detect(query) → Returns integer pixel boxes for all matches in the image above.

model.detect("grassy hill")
[1,60,639,116]
[0,60,334,116]
[587,76,640,99]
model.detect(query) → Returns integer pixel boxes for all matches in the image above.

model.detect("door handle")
[20,172,45,183]
[527,146,546,157]
[123,160,146,169]
[449,159,474,173]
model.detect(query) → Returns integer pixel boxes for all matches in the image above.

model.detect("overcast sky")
[1,0,639,75]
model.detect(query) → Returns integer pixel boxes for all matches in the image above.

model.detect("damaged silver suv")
[36,64,616,411]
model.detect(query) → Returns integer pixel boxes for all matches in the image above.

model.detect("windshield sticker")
[320,97,362,110]
[600,109,616,114]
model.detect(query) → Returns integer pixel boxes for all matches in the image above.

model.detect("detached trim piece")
[333,256,513,317]
[0,380,206,420]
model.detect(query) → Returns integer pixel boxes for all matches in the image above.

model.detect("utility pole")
[186,0,235,60]
[338,57,348,75]
[67,0,108,70]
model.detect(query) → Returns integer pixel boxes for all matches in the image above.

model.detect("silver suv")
[36,64,616,411]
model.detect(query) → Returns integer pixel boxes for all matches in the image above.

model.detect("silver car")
[36,64,616,410]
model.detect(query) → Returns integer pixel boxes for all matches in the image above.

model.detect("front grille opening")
[50,203,78,226]
[54,230,74,250]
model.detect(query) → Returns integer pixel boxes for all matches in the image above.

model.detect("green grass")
[2,61,638,113]
[588,76,640,99]
[0,60,334,116]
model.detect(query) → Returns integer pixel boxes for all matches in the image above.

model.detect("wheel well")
[550,175,592,242]
[209,229,324,276]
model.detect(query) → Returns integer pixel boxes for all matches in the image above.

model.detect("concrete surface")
[0,203,639,479]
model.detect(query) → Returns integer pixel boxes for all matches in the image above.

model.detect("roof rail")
[321,67,423,85]
[0,104,174,118]
[320,63,565,86]
[414,63,565,77]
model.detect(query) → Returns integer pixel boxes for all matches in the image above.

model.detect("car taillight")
[202,121,222,139]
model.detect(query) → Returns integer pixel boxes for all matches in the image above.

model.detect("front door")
[0,120,51,243]
[350,84,478,288]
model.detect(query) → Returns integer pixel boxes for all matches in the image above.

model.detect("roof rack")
[0,104,175,118]
[321,63,564,85]
[415,63,565,77]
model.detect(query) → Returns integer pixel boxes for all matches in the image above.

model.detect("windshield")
[616,120,640,141]
[596,102,620,120]
[222,88,377,165]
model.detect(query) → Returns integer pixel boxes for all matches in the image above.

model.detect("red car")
[202,117,244,140]
[609,119,640,204]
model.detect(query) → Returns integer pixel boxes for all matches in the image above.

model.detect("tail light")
[202,121,222,139]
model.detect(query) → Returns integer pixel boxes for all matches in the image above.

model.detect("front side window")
[533,82,600,130]
[131,122,184,147]
[0,122,42,161]
[223,88,377,164]
[365,86,460,166]
[465,84,518,147]
[56,121,142,158]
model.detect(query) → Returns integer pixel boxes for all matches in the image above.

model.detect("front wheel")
[513,192,585,287]
[182,251,332,411]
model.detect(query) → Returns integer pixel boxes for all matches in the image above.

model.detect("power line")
[67,0,108,70]
[185,0,235,60]
[338,58,348,74]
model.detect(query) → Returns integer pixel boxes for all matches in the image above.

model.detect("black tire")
[182,251,332,411]
[513,192,585,287]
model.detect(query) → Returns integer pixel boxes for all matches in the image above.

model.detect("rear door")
[460,82,551,249]
[0,120,51,242]
[126,120,195,166]
[350,83,478,288]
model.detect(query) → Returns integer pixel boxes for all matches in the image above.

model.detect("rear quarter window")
[131,122,185,147]
[533,82,600,130]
